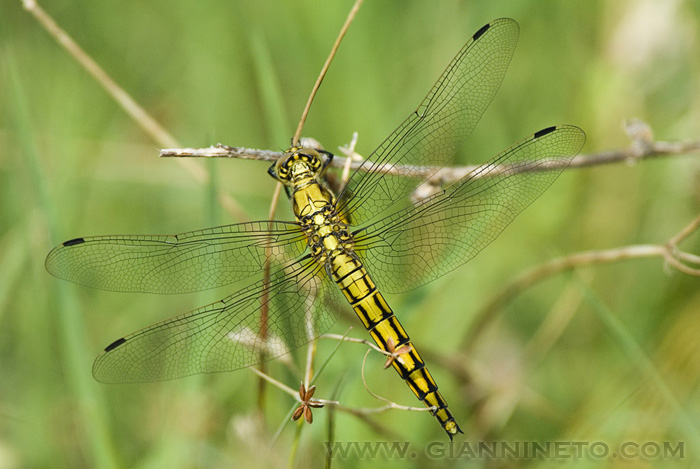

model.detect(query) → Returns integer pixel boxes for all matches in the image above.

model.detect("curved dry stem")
[359,349,436,413]
[462,216,700,348]
[313,336,437,412]
[668,213,700,248]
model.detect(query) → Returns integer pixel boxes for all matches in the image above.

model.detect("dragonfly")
[46,18,585,439]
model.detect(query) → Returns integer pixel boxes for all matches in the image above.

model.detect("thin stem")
[359,349,436,413]
[668,212,700,247]
[304,339,316,391]
[259,1,364,407]
[319,333,391,356]
[257,182,285,410]
[249,368,340,406]
[291,0,364,145]
[250,367,298,399]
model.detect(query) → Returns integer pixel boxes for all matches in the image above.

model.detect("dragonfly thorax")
[299,205,354,264]
[269,146,352,262]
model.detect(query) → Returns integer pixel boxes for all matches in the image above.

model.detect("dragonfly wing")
[337,18,519,227]
[354,125,586,294]
[92,255,343,383]
[46,220,307,293]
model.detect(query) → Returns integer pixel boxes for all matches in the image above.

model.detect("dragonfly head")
[268,146,333,186]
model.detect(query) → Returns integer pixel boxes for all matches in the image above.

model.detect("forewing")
[354,125,586,293]
[45,220,306,293]
[92,256,343,383]
[337,18,520,227]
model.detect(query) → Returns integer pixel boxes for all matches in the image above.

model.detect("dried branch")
[461,213,700,348]
[24,0,250,221]
[22,0,178,149]
[161,120,700,189]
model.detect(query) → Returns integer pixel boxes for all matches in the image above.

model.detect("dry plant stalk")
[161,119,700,195]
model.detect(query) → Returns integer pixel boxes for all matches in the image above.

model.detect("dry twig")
[461,213,700,348]
[162,120,700,198]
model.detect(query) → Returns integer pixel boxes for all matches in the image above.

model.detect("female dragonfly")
[46,18,585,439]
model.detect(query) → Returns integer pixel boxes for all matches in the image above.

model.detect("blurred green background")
[2,0,700,467]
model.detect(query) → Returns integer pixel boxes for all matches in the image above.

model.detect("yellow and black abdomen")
[287,167,461,438]
[329,251,462,439]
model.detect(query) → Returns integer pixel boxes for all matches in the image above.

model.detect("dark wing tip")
[534,126,557,139]
[473,18,519,41]
[62,237,86,247]
[472,22,491,41]
[104,337,127,352]
[45,237,86,276]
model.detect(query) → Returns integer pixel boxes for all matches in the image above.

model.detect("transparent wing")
[337,18,520,227]
[45,220,306,293]
[92,255,343,383]
[353,125,586,293]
